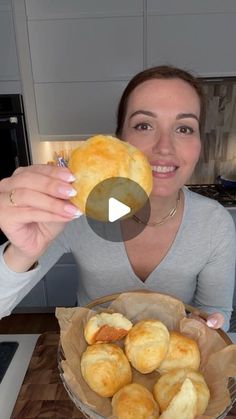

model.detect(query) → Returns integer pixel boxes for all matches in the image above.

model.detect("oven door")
[0,115,30,180]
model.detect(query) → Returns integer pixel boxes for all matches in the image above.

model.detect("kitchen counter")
[3,332,236,419]
[0,334,39,419]
[10,332,83,418]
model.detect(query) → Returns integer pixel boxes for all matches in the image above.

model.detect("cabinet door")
[0,2,20,81]
[147,1,236,77]
[23,0,143,139]
[26,0,143,19]
[14,279,47,309]
[27,15,142,137]
[45,265,78,307]
[28,17,143,83]
[147,0,236,15]
[34,81,127,136]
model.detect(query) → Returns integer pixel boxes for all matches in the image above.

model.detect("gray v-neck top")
[0,187,235,331]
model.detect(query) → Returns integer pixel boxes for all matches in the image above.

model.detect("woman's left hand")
[189,311,225,329]
[206,312,225,329]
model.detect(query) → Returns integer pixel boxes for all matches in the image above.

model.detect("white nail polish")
[59,172,76,182]
[72,210,82,218]
[58,187,77,197]
[64,205,81,217]
[207,318,217,328]
[68,174,76,182]
[68,188,77,197]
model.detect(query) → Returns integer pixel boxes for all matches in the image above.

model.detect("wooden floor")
[0,312,59,334]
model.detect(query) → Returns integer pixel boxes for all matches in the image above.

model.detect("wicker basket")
[58,291,235,419]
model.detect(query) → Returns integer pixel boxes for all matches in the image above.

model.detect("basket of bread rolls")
[56,291,236,419]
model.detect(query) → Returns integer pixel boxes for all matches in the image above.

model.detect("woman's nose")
[152,131,175,155]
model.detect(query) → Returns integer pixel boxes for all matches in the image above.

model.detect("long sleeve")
[192,206,236,331]
[0,235,67,318]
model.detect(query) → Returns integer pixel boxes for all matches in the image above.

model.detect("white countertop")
[0,334,40,419]
[0,332,235,419]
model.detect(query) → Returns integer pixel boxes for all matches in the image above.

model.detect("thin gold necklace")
[133,191,181,227]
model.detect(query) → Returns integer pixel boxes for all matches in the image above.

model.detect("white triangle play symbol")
[108,197,131,222]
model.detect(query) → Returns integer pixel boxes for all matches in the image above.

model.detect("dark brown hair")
[115,65,206,137]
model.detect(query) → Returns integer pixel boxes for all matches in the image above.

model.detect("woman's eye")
[134,122,152,131]
[176,126,194,135]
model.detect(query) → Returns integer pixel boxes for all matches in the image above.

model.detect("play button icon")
[85,177,151,242]
[108,198,131,222]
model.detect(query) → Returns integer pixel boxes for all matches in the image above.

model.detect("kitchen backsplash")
[43,140,83,166]
[189,78,236,184]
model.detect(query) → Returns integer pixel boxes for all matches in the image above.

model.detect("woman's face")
[121,78,201,197]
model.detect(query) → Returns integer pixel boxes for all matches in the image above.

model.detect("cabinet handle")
[0,116,18,123]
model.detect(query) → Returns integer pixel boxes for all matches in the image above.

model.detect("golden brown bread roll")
[80,343,132,397]
[84,312,133,344]
[112,383,160,419]
[124,319,170,374]
[158,378,197,419]
[158,331,200,374]
[153,368,210,416]
[68,135,153,221]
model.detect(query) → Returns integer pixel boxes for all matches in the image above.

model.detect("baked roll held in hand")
[158,378,197,419]
[112,383,160,419]
[84,312,133,344]
[124,319,170,374]
[68,134,153,221]
[80,343,132,397]
[158,331,200,374]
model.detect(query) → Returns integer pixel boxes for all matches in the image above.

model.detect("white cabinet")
[34,81,127,136]
[147,0,236,15]
[13,0,236,147]
[28,15,142,137]
[25,0,143,19]
[28,18,142,83]
[147,0,236,77]
[0,0,21,93]
[19,0,144,140]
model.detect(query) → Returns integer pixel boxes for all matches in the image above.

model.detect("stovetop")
[187,184,236,207]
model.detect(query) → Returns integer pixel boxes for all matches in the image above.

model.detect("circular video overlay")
[85,177,151,242]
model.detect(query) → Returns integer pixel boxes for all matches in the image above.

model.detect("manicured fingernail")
[64,204,81,217]
[207,318,217,328]
[58,171,76,182]
[58,187,77,197]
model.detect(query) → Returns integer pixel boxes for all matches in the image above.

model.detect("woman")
[0,65,235,331]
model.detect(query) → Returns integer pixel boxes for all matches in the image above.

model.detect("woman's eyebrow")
[129,110,157,119]
[176,113,199,122]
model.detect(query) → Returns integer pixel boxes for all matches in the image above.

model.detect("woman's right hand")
[0,164,81,265]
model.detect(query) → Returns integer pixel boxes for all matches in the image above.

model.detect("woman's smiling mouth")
[150,164,179,178]
[151,165,177,174]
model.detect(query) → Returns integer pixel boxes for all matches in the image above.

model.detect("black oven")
[0,94,31,244]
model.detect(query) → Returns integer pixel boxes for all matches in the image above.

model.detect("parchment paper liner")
[56,292,236,418]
